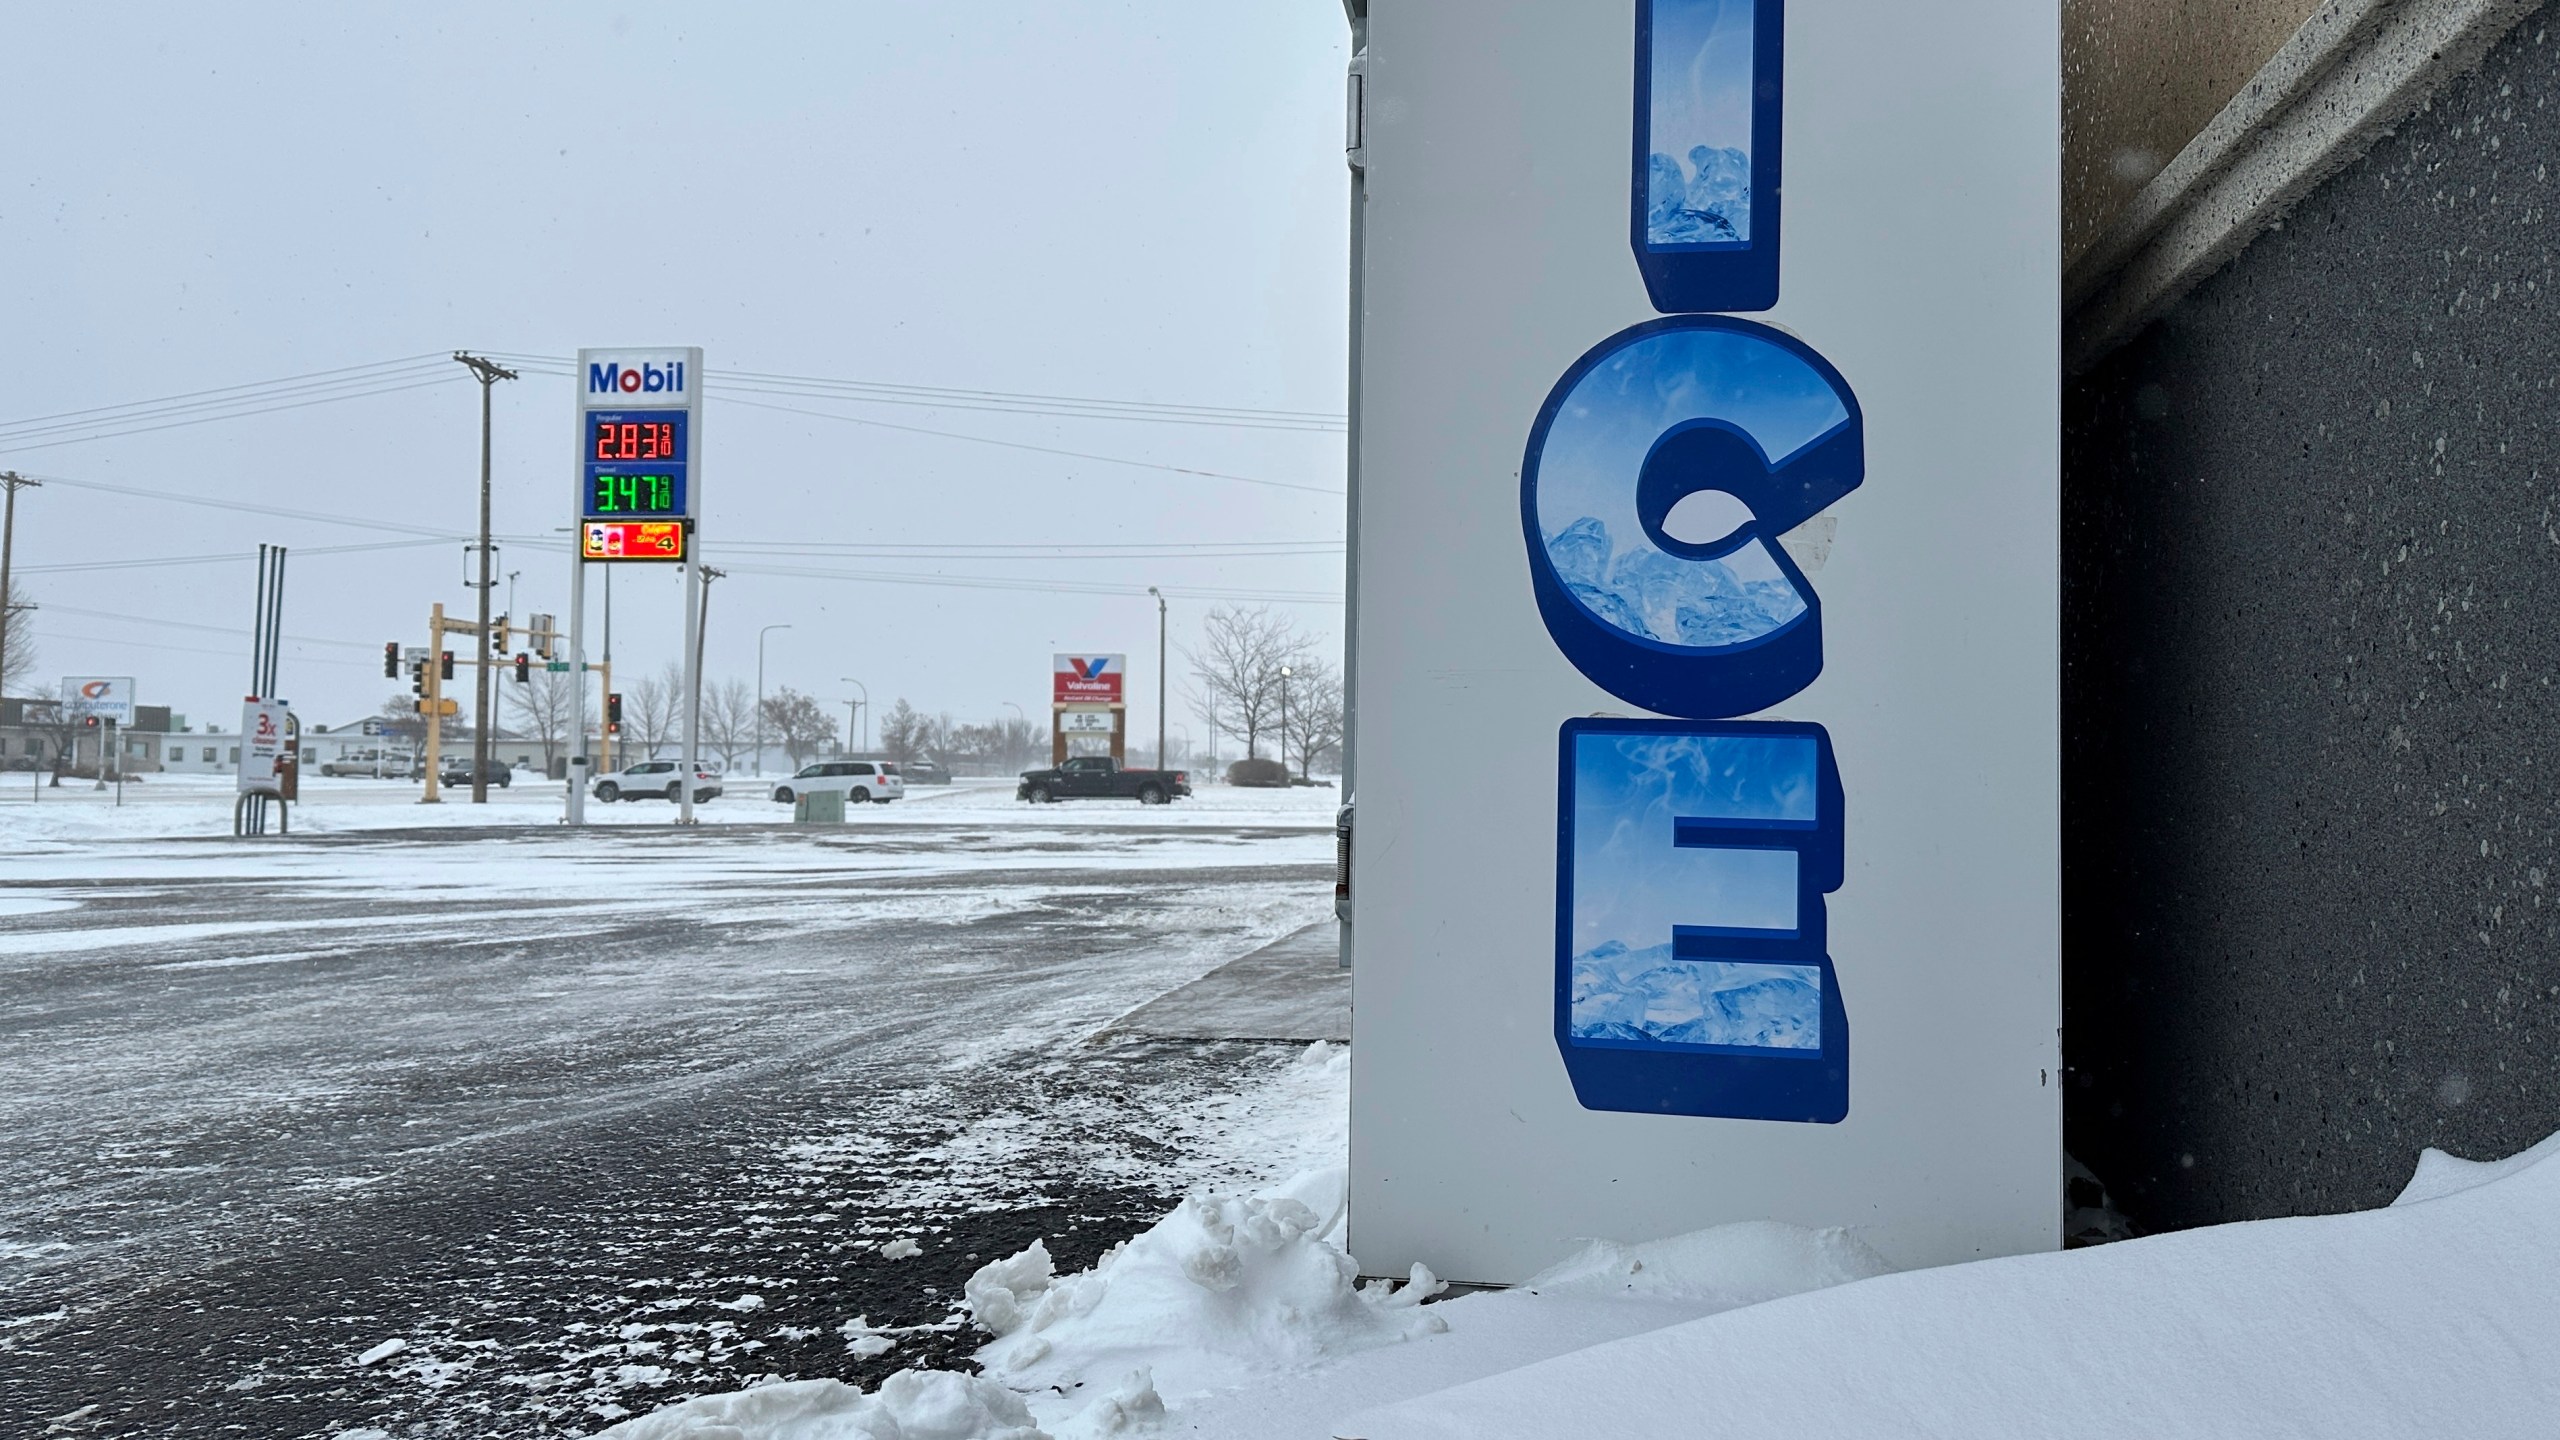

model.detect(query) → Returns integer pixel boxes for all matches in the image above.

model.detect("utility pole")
[1148,586,1167,770]
[453,352,518,802]
[0,472,38,700]
[678,563,721,825]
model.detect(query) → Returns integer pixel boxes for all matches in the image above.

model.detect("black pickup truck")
[1017,756,1192,805]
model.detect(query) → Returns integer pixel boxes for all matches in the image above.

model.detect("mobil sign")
[581,349,694,406]
[1053,653,1125,705]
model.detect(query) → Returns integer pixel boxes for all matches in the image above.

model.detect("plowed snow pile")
[599,1115,2560,1439]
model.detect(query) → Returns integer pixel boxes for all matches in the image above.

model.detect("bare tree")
[1279,658,1345,779]
[879,698,929,763]
[626,666,678,759]
[701,678,754,773]
[28,699,78,785]
[1184,605,1312,760]
[758,686,838,769]
[499,670,578,773]
[1,576,35,700]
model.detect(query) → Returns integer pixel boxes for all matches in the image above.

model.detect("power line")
[721,396,1343,496]
[489,351,1344,433]
[41,602,379,651]
[14,537,461,576]
[27,472,465,537]
[718,560,1341,605]
[0,360,463,453]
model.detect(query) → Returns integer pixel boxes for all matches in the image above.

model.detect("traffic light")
[82,714,99,729]
[410,661,427,697]
[439,650,455,681]
[513,652,530,684]
[492,614,510,652]
[606,692,623,735]
[383,642,400,678]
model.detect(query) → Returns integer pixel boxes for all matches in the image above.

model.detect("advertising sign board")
[1347,0,2059,1281]
[1052,654,1125,706]
[238,699,291,797]
[1059,710,1115,734]
[60,676,135,725]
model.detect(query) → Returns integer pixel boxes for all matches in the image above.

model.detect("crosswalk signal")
[439,650,455,681]
[383,642,400,678]
[606,691,623,735]
[513,653,530,684]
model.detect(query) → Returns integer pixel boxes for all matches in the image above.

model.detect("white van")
[771,760,905,805]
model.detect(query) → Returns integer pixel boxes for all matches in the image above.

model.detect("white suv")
[771,760,905,805]
[593,759,722,803]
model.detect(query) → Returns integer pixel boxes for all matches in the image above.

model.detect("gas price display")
[590,472,677,515]
[591,417,680,462]
[580,409,688,521]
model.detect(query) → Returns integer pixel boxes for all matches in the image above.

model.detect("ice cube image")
[1572,944,1820,1049]
[1531,325,1848,651]
[1645,0,1755,247]
[1565,728,1823,1050]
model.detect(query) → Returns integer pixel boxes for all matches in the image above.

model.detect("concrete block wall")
[2063,8,2560,1231]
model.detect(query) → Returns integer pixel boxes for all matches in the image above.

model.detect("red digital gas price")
[591,418,680,462]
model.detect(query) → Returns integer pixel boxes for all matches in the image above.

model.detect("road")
[0,816,1334,1437]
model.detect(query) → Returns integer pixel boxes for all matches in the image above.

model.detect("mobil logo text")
[585,360,689,401]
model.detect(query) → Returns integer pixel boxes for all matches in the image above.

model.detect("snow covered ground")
[0,772,1340,844]
[598,1126,2560,1440]
[0,787,1339,1435]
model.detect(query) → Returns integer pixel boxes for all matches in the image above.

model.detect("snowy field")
[0,785,1339,1435]
[0,772,1341,844]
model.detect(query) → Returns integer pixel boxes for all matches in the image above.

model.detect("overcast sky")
[0,2,1350,751]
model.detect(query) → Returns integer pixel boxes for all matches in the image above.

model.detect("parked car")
[319,751,390,777]
[1016,756,1191,805]
[438,758,512,788]
[769,760,905,805]
[593,759,721,803]
[901,758,952,786]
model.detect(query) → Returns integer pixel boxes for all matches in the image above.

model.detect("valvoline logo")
[586,360,688,399]
[1069,657,1113,681]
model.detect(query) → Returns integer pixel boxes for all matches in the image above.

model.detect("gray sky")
[1,2,1350,746]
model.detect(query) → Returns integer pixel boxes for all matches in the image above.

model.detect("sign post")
[1346,0,2059,1280]
[567,348,702,825]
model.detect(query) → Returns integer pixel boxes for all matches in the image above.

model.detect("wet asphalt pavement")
[0,822,1332,1436]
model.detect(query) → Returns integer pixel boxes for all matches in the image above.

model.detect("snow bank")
[968,1168,1446,1406]
[1349,1133,2560,1440]
[1523,1218,1890,1305]
[589,1371,1043,1440]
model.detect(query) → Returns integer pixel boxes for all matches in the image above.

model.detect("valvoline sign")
[580,350,693,407]
[1052,653,1125,704]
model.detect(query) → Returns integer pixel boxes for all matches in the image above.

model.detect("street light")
[1003,699,1026,771]
[755,623,792,776]
[840,677,868,754]
[1147,586,1167,771]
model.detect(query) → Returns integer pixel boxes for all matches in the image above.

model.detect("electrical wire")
[0,358,465,453]
[488,351,1344,433]
[717,560,1340,605]
[720,396,1343,496]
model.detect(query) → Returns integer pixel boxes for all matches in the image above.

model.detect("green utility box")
[795,790,845,824]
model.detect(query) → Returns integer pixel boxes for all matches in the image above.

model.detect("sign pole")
[677,552,702,824]
[566,550,588,826]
